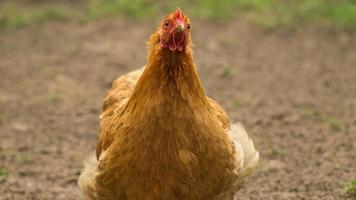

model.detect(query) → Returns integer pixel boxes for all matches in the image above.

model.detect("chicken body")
[78,9,259,200]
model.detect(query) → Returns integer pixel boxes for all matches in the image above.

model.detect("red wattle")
[169,42,177,51]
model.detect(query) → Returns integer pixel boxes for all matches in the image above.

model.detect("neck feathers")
[128,32,208,112]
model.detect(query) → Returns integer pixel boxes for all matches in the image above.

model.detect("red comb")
[175,7,183,20]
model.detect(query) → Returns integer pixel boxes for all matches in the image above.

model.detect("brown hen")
[78,8,259,200]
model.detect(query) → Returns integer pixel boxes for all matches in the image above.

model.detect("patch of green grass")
[233,100,241,108]
[318,114,346,132]
[255,162,263,172]
[220,66,234,78]
[1,0,355,29]
[270,147,281,157]
[326,117,344,131]
[301,107,316,118]
[0,2,72,29]
[15,153,33,164]
[239,0,356,29]
[322,2,356,26]
[87,0,237,20]
[187,0,237,20]
[87,0,164,20]
[45,92,61,103]
[50,68,60,80]
[0,167,7,183]
[345,179,356,197]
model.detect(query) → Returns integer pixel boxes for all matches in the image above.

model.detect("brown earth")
[0,16,355,200]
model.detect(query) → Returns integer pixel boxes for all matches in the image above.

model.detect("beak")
[176,22,185,32]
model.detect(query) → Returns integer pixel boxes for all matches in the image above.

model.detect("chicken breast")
[78,68,259,200]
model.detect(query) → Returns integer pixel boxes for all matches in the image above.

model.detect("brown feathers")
[93,31,238,200]
[78,9,259,200]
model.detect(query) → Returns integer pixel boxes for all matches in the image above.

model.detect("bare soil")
[0,17,355,200]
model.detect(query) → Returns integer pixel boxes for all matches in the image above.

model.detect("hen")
[78,8,259,200]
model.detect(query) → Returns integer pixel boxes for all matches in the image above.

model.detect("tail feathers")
[78,155,97,200]
[230,123,259,177]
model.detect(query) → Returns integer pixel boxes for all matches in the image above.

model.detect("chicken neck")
[125,32,210,120]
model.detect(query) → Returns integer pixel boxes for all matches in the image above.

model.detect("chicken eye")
[164,21,170,27]
[187,24,191,30]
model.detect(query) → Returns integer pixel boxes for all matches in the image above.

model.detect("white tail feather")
[78,155,97,200]
[230,123,259,177]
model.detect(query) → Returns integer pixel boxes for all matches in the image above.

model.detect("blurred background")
[0,0,355,199]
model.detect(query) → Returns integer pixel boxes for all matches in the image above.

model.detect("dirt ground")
[0,16,356,200]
